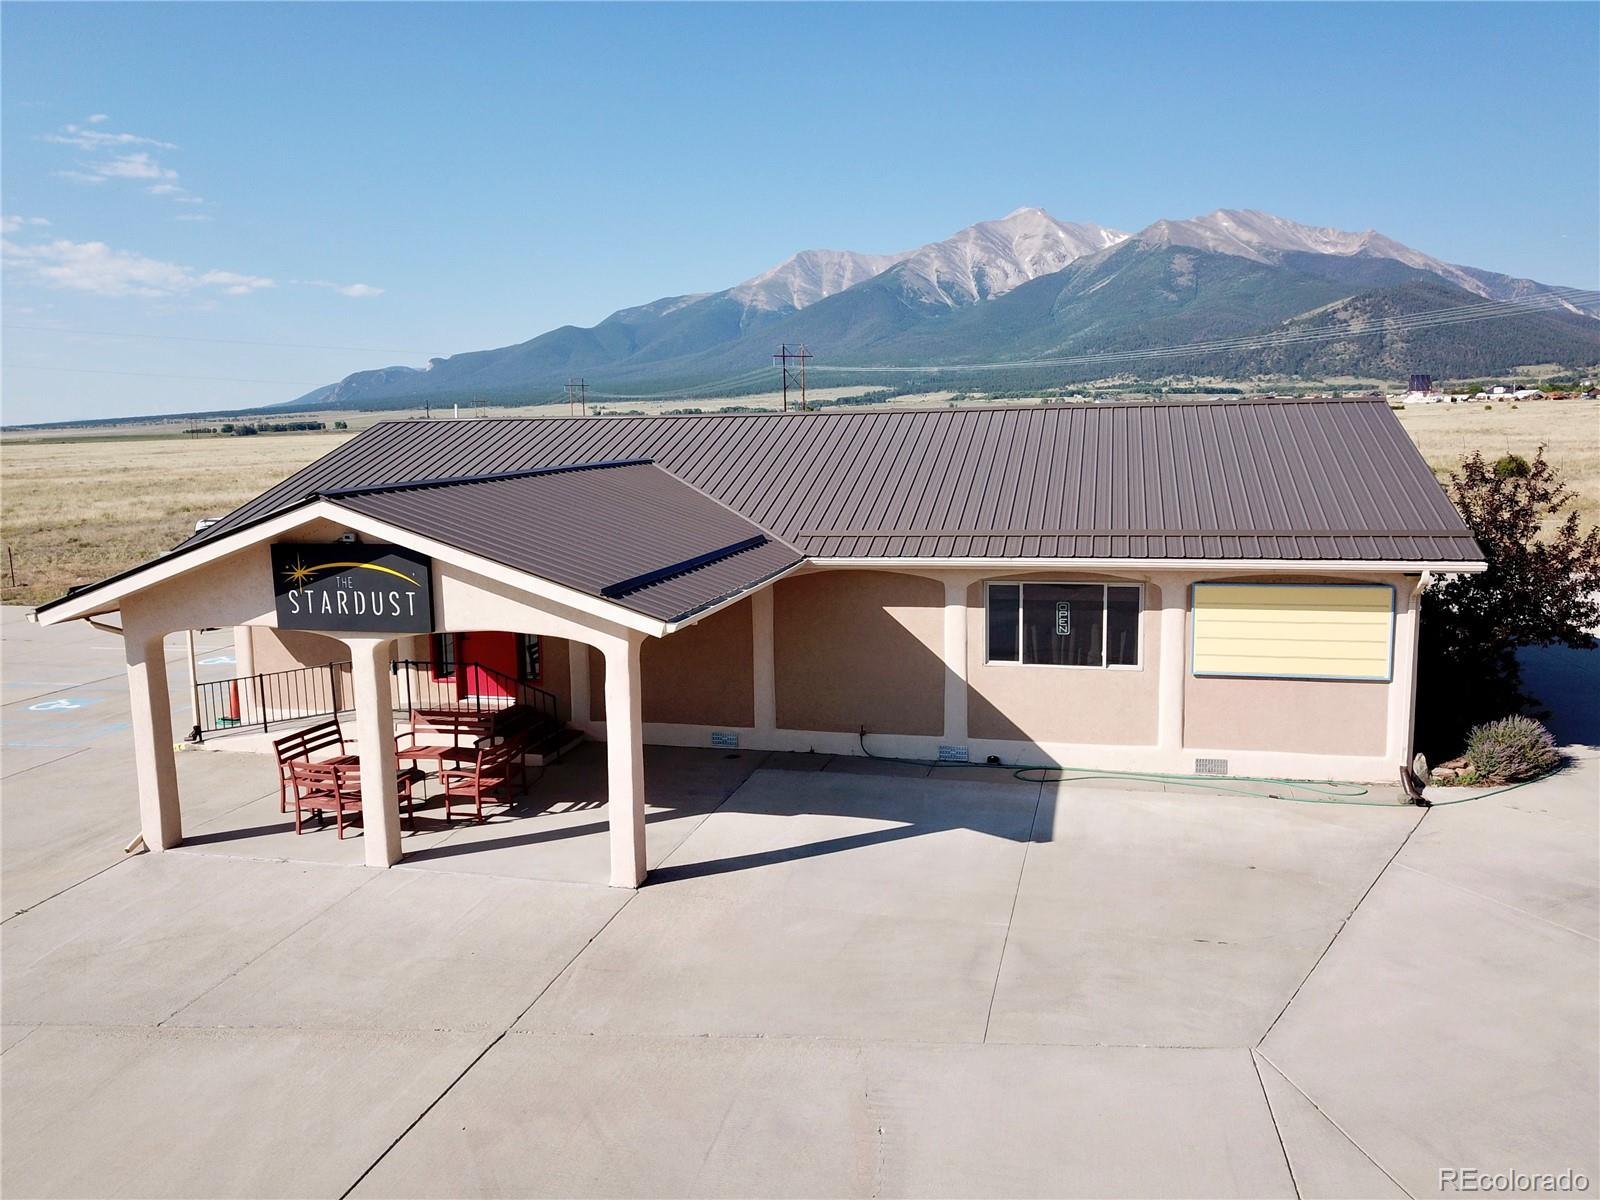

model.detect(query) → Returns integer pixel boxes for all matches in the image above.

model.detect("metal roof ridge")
[600,534,774,599]
[314,458,654,500]
[353,394,1384,431]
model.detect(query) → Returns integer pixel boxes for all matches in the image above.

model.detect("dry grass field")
[1393,396,1600,526]
[1,432,356,605]
[3,397,1596,607]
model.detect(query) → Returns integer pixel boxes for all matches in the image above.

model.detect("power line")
[1,324,429,356]
[565,378,588,416]
[773,343,812,411]
[4,364,324,386]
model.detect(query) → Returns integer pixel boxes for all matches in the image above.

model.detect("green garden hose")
[854,728,1555,808]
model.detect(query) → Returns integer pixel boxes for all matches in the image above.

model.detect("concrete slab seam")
[336,888,641,1200]
[981,779,1046,1044]
[1254,1048,1416,1199]
[0,744,90,781]
[2,853,136,926]
[1251,1046,1304,1199]
[1255,807,1429,1049]
[0,1027,39,1057]
[157,868,389,1027]
[1390,861,1600,944]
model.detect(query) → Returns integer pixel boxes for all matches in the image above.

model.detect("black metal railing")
[390,659,562,730]
[193,656,563,742]
[195,661,353,738]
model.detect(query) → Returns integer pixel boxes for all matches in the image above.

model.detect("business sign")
[272,543,433,633]
[1054,601,1071,637]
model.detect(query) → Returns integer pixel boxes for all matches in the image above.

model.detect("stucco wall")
[250,627,347,674]
[1179,572,1401,757]
[589,599,754,727]
[964,573,1161,746]
[1182,673,1388,756]
[773,570,944,736]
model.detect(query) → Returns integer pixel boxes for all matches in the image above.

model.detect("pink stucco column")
[124,628,183,850]
[345,636,402,869]
[1154,575,1189,759]
[602,631,647,888]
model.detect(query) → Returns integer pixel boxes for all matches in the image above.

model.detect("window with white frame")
[985,582,1142,667]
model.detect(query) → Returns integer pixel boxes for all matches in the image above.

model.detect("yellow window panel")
[1191,583,1395,681]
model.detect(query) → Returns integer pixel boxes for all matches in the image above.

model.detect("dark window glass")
[1106,586,1142,666]
[431,634,456,679]
[521,635,543,683]
[987,585,1020,662]
[1023,583,1104,666]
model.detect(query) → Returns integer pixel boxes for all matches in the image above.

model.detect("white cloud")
[1,214,51,234]
[174,213,212,223]
[298,278,386,298]
[2,237,275,299]
[44,117,177,152]
[44,116,198,207]
[94,152,178,182]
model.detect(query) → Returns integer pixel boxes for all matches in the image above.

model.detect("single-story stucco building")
[32,397,1486,886]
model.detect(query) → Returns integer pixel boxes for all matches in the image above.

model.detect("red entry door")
[458,631,520,699]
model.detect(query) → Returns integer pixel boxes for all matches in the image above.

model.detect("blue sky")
[3,2,1597,423]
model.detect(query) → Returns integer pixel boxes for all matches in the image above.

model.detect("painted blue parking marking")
[198,654,235,665]
[26,697,103,713]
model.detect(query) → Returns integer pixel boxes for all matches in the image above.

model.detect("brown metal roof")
[324,462,803,624]
[187,398,1481,565]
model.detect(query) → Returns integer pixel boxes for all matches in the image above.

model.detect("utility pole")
[773,343,813,411]
[565,378,588,417]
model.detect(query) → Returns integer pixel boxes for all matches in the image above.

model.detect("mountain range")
[280,207,1600,412]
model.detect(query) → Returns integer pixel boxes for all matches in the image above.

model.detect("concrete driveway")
[2,608,1596,1198]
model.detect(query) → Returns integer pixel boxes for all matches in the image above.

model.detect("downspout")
[1400,571,1435,805]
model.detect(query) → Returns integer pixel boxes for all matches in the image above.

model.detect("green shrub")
[1463,715,1559,782]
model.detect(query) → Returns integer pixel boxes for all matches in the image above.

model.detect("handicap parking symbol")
[27,697,101,712]
[198,654,236,665]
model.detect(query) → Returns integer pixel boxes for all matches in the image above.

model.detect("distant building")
[1409,373,1434,394]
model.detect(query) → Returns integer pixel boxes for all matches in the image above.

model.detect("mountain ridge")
[279,207,1600,412]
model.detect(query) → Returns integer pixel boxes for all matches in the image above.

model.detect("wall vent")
[938,744,970,763]
[1194,757,1229,776]
[710,731,739,749]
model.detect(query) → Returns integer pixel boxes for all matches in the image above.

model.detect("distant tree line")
[215,420,328,436]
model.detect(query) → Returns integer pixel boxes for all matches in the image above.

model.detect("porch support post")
[1154,575,1188,759]
[1386,576,1423,768]
[125,627,182,850]
[942,574,970,746]
[346,636,402,868]
[603,631,647,888]
[752,587,777,735]
[568,638,592,725]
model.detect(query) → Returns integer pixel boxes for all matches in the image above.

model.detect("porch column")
[1386,576,1423,767]
[125,628,182,850]
[346,636,402,868]
[751,587,777,734]
[942,575,970,746]
[1154,575,1188,758]
[568,638,592,725]
[603,631,647,888]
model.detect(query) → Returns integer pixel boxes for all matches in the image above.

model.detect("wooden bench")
[395,708,497,770]
[438,733,528,823]
[272,718,353,814]
[285,759,423,839]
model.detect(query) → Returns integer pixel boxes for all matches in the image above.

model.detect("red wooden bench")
[438,734,527,823]
[271,718,353,814]
[285,759,423,838]
[395,709,497,772]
